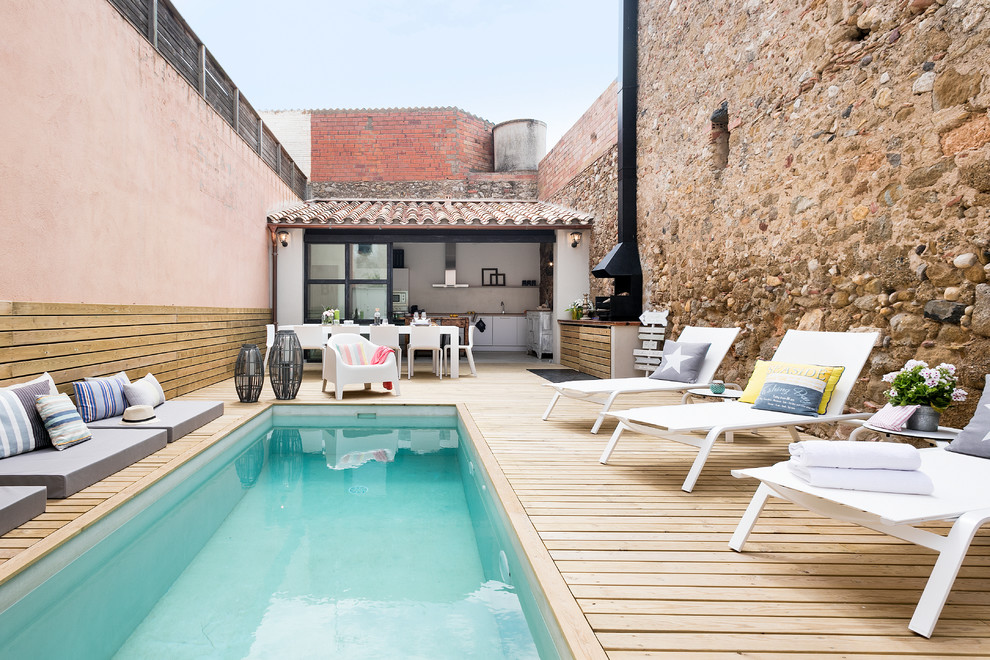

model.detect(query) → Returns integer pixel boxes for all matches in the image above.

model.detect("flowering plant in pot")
[882,360,967,430]
[568,299,585,320]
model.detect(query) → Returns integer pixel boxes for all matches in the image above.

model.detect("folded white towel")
[786,461,934,495]
[788,440,921,471]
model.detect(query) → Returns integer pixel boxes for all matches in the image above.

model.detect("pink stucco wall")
[0,0,298,308]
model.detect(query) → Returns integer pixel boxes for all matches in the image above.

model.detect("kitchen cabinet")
[474,315,494,346]
[559,320,640,378]
[526,310,553,358]
[474,315,526,350]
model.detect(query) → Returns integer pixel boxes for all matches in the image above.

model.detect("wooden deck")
[3,358,990,657]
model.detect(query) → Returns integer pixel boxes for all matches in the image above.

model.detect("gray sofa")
[87,400,224,443]
[0,427,167,498]
[0,485,46,536]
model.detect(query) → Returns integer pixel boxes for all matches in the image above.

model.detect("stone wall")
[637,0,990,427]
[311,172,538,200]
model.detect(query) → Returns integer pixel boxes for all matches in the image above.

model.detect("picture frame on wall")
[481,268,497,286]
[494,273,506,286]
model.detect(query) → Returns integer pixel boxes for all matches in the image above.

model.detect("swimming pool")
[0,405,568,658]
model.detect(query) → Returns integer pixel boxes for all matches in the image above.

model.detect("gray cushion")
[87,400,223,443]
[648,341,711,383]
[947,374,990,459]
[0,485,46,536]
[0,427,166,498]
[10,379,54,449]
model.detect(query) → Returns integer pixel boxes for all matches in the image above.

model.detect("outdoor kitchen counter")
[558,319,641,378]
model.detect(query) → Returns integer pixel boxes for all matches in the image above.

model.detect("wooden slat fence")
[105,0,307,198]
[0,302,270,400]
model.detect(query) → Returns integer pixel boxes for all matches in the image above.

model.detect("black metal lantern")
[268,329,303,400]
[234,343,264,403]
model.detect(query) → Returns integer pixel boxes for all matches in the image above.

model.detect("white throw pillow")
[123,373,166,408]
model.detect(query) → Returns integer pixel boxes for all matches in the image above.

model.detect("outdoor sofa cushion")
[0,389,40,458]
[86,400,223,444]
[2,373,58,450]
[740,360,844,414]
[0,427,166,498]
[0,485,47,536]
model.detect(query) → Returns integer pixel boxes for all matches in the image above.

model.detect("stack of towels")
[787,440,933,495]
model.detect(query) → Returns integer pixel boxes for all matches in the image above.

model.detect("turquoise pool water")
[0,406,564,659]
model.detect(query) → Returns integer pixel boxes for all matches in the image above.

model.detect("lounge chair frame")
[541,326,741,434]
[730,448,990,638]
[601,329,878,492]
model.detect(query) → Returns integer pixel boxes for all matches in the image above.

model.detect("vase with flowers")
[568,299,585,320]
[882,360,967,431]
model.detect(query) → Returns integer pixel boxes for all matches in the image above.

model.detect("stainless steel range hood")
[431,243,469,288]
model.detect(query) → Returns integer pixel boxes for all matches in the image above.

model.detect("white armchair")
[322,335,401,400]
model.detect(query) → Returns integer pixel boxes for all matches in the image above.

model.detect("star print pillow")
[946,375,990,459]
[648,341,711,383]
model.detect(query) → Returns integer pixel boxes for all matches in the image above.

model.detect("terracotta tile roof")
[266,199,594,229]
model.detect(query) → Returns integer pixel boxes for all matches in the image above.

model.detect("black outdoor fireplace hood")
[592,0,643,319]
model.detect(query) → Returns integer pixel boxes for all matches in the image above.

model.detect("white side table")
[848,422,962,447]
[682,388,744,404]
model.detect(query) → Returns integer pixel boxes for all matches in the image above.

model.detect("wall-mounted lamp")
[276,229,290,248]
[569,231,583,248]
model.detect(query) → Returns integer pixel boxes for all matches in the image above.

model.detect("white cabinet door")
[474,316,494,346]
[492,316,518,346]
[515,317,528,346]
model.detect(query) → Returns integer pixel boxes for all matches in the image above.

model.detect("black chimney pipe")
[592,0,642,321]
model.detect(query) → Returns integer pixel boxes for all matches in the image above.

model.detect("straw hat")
[121,405,159,424]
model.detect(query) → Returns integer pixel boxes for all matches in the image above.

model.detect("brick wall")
[538,81,619,200]
[310,108,494,182]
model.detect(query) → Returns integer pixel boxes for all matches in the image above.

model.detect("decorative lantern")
[234,343,264,403]
[268,329,303,400]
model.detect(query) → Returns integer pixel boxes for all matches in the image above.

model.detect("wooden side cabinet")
[558,320,640,379]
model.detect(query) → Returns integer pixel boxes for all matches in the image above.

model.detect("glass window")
[306,283,345,320]
[309,244,346,279]
[348,284,388,321]
[350,244,387,281]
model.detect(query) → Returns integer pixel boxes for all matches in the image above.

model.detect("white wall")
[260,110,312,179]
[397,242,541,314]
[275,228,305,325]
[552,230,591,362]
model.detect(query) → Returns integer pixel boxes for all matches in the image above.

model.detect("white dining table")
[290,324,462,378]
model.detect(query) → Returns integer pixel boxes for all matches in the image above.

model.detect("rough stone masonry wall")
[638,0,990,427]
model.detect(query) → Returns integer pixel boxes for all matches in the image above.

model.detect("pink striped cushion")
[336,343,371,366]
[867,403,920,431]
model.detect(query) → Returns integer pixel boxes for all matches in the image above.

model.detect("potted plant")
[568,299,584,320]
[882,360,967,431]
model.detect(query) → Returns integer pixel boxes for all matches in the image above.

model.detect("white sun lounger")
[541,326,740,434]
[730,448,990,638]
[601,329,878,492]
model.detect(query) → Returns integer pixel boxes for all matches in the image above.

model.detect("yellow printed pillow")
[739,360,845,414]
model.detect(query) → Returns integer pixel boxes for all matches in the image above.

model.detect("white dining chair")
[407,325,444,379]
[328,324,363,335]
[446,324,477,376]
[292,324,325,351]
[369,324,403,376]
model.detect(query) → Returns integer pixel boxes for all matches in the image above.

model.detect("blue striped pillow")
[73,372,129,423]
[35,393,91,450]
[0,390,37,458]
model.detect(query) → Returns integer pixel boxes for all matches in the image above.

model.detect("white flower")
[881,371,897,383]
[938,363,956,376]
[904,359,928,370]
[952,387,968,402]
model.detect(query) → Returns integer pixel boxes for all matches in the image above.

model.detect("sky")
[169,0,620,149]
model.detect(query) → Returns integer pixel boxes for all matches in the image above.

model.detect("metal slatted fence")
[107,0,307,198]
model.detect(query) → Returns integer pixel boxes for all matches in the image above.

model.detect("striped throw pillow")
[5,377,56,449]
[0,390,37,458]
[35,393,91,450]
[74,372,130,423]
[336,343,371,366]
[867,403,920,431]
